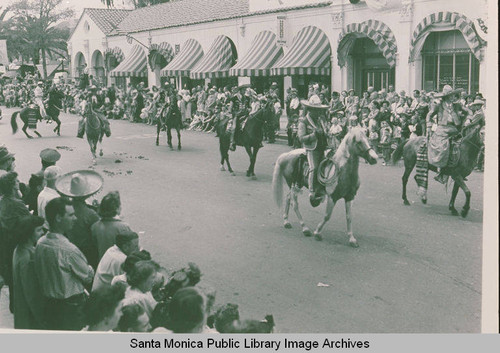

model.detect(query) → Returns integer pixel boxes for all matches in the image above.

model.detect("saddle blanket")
[27,111,38,129]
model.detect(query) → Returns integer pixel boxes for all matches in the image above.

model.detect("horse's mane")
[333,127,364,167]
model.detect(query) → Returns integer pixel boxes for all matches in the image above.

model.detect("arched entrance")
[91,50,105,85]
[338,20,397,95]
[409,12,486,94]
[104,47,124,87]
[74,52,86,78]
[148,42,174,87]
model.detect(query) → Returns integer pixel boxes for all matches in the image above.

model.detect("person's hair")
[84,283,126,327]
[331,91,339,98]
[117,304,146,332]
[0,171,18,196]
[45,197,72,228]
[98,191,121,218]
[116,230,138,249]
[150,301,169,329]
[127,260,157,288]
[17,215,45,244]
[168,287,206,333]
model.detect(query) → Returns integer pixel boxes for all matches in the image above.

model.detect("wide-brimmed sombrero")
[435,85,461,98]
[55,170,103,198]
[301,95,329,110]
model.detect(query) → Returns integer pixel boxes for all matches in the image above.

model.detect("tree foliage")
[1,0,73,78]
[101,0,171,9]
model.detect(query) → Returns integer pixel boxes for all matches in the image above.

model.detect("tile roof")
[116,0,250,34]
[85,8,131,35]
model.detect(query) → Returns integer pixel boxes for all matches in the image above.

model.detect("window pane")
[439,31,455,50]
[423,55,437,91]
[439,55,454,89]
[454,31,469,50]
[454,54,470,91]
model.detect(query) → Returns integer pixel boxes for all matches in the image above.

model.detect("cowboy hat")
[301,95,329,110]
[435,85,461,98]
[469,99,485,107]
[55,170,103,199]
[40,148,61,164]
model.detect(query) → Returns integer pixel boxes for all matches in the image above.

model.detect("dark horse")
[227,102,273,179]
[82,100,106,164]
[10,90,64,138]
[393,121,484,218]
[156,96,182,150]
[272,127,378,247]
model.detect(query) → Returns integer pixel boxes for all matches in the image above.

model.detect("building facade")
[68,0,489,95]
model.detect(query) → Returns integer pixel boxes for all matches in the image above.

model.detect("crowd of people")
[0,145,275,333]
[0,72,486,332]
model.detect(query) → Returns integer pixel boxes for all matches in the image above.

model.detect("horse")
[392,121,484,218]
[82,100,106,164]
[272,127,378,247]
[216,116,235,176]
[10,93,63,138]
[156,96,182,150]
[230,102,273,179]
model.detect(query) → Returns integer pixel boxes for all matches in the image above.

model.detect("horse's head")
[346,127,378,165]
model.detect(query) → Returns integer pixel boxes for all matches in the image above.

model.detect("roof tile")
[86,8,131,35]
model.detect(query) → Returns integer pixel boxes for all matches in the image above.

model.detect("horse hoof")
[27,136,33,139]
[403,200,410,206]
[461,209,469,218]
[314,233,323,241]
[284,222,292,229]
[303,228,312,237]
[230,171,236,176]
[421,197,427,205]
[450,208,459,216]
[220,166,226,171]
[99,150,103,157]
[246,171,251,177]
[251,175,257,180]
[349,240,359,248]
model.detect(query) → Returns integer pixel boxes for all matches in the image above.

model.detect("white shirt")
[34,86,43,99]
[122,287,157,319]
[37,186,60,220]
[92,245,126,292]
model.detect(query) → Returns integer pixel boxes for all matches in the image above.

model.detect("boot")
[434,171,449,185]
[308,171,322,207]
[76,119,85,138]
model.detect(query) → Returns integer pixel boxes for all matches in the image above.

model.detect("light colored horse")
[272,127,378,247]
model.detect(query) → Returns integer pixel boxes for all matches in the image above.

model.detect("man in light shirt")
[37,166,62,220]
[35,197,94,330]
[92,231,139,292]
[33,81,47,118]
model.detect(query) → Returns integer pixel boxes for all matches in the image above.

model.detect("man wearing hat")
[37,166,62,220]
[298,95,330,207]
[77,86,111,138]
[427,85,470,184]
[56,170,103,270]
[33,81,47,119]
[229,85,250,151]
[0,145,15,172]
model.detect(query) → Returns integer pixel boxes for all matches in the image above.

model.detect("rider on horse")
[427,85,470,184]
[229,85,251,151]
[77,86,111,138]
[33,81,47,119]
[297,95,330,207]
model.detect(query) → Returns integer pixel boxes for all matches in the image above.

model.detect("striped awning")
[148,42,174,70]
[161,39,203,77]
[229,31,283,77]
[190,35,236,79]
[103,47,125,64]
[409,12,485,62]
[270,26,331,76]
[109,45,147,77]
[338,20,397,68]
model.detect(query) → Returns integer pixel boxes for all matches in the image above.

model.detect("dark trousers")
[44,293,87,331]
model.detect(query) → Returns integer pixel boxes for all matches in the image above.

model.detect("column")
[238,77,251,86]
[283,76,292,92]
[395,1,414,92]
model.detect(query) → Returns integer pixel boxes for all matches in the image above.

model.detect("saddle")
[295,149,338,193]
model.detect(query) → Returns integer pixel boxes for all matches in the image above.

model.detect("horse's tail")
[11,111,19,134]
[392,139,406,164]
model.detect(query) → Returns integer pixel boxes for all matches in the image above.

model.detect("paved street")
[0,109,483,333]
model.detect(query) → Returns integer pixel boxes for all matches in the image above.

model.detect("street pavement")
[0,108,484,332]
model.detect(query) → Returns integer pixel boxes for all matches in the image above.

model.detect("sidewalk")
[0,287,13,329]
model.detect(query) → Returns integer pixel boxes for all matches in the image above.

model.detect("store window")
[421,30,479,93]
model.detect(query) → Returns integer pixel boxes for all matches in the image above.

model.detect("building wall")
[69,0,488,92]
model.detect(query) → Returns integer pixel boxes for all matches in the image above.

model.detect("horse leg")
[177,127,181,150]
[22,123,33,139]
[226,155,235,175]
[156,122,160,146]
[291,188,312,237]
[402,165,413,206]
[167,127,173,149]
[448,181,460,216]
[244,145,253,177]
[34,130,42,137]
[313,196,336,241]
[250,147,259,179]
[345,200,359,247]
[454,176,471,218]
